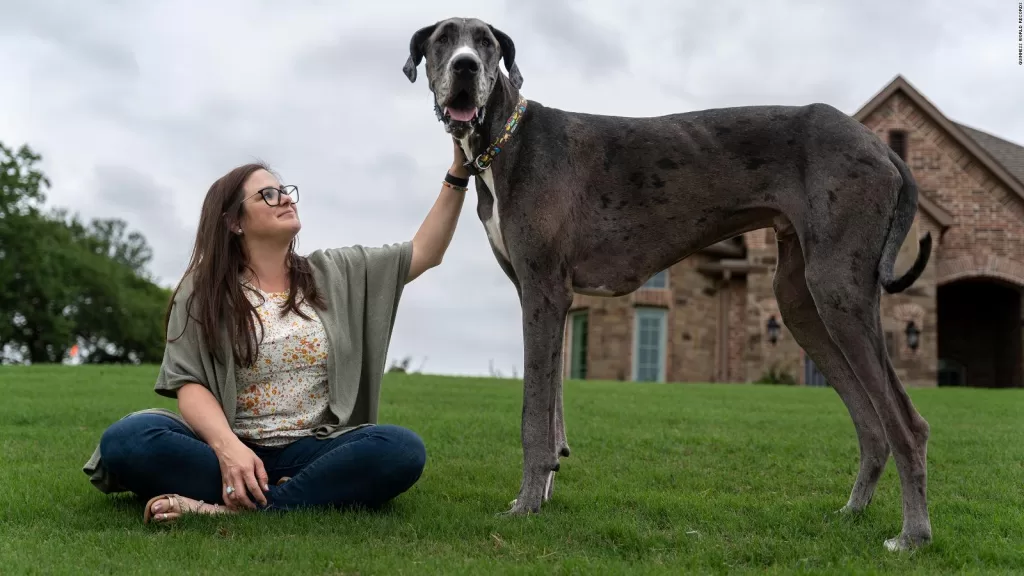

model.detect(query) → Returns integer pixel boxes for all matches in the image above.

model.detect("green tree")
[0,140,170,364]
[0,142,49,216]
[68,244,170,363]
[0,215,82,363]
[63,214,155,280]
[0,142,75,362]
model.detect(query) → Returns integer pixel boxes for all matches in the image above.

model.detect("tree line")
[1,140,171,365]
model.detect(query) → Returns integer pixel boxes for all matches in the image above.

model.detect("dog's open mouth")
[443,90,480,123]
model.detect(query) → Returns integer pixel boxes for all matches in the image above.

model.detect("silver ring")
[225,485,234,495]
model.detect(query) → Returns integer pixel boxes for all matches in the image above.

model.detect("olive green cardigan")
[82,242,413,493]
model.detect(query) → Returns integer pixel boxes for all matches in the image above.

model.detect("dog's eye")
[437,33,448,43]
[480,38,491,48]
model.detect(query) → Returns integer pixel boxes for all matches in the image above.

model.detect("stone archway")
[936,276,1023,388]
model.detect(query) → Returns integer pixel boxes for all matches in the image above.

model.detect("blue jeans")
[98,413,427,511]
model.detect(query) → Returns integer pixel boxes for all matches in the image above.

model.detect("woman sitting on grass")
[86,141,471,523]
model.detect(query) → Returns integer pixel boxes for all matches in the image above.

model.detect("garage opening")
[937,279,1022,388]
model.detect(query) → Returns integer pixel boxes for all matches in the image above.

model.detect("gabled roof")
[852,75,1024,227]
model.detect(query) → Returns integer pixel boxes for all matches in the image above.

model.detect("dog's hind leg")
[801,241,932,552]
[773,232,890,513]
[505,277,573,515]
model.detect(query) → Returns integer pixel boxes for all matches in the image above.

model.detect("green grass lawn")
[1,365,1022,575]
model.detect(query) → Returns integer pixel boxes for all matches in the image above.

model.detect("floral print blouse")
[233,286,331,447]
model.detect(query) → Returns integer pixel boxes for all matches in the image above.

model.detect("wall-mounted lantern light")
[766,315,781,346]
[905,321,920,352]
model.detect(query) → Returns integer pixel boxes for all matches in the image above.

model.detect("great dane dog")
[402,17,934,551]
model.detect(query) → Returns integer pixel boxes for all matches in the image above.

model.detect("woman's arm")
[407,139,470,283]
[177,383,269,509]
[177,383,238,451]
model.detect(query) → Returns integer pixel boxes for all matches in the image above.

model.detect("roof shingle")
[955,122,1024,188]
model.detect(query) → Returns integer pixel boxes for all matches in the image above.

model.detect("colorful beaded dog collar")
[463,95,528,176]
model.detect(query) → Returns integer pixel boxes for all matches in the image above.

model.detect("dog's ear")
[403,23,437,83]
[489,25,523,89]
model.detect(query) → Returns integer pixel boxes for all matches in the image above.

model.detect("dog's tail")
[878,148,932,294]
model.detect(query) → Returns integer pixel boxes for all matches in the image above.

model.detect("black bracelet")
[445,171,470,188]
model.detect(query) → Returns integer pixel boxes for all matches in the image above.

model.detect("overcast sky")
[1,0,1020,376]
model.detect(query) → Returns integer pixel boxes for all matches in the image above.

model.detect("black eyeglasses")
[240,185,299,207]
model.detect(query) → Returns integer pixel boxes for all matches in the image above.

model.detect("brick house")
[562,75,1024,389]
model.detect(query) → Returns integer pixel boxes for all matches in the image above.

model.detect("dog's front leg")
[544,376,569,502]
[554,377,569,458]
[504,283,572,515]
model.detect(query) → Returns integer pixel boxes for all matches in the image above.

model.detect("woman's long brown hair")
[165,162,326,368]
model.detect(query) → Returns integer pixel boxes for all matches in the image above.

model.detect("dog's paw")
[884,537,909,553]
[835,504,864,516]
[500,495,542,517]
[883,532,931,552]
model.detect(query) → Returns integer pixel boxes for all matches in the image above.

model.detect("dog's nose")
[452,55,480,77]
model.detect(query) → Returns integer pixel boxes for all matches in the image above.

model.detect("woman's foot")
[143,494,234,524]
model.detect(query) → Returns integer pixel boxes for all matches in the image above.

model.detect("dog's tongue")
[445,107,478,122]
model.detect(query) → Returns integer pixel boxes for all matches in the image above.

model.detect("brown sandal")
[144,494,180,524]
[142,494,227,524]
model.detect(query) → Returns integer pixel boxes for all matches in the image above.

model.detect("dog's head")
[402,17,523,139]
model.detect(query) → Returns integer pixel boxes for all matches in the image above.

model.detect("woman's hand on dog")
[450,138,469,178]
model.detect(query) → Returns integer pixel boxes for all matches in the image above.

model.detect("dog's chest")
[478,171,509,261]
[458,138,510,262]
